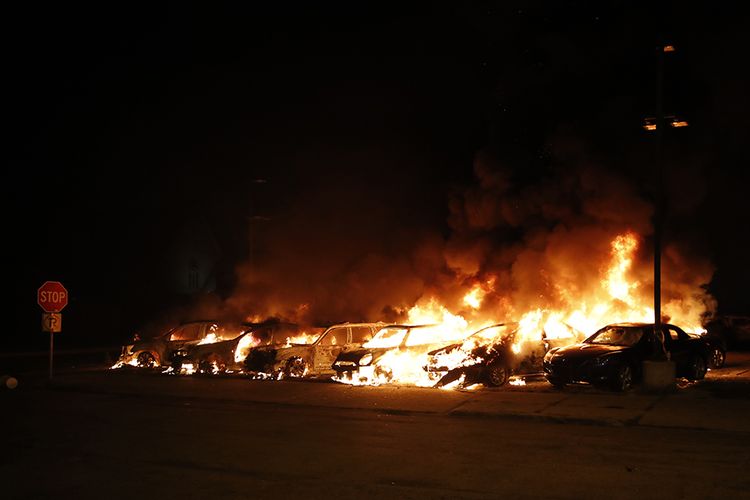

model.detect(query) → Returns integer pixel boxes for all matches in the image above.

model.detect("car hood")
[550,343,630,360]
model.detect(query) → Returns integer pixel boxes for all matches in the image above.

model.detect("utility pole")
[654,41,665,339]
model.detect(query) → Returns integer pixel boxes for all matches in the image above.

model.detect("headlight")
[359,353,373,366]
[544,347,560,362]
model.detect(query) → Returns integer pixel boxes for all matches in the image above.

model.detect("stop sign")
[37,281,68,313]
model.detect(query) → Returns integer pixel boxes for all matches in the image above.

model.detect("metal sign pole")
[49,324,54,380]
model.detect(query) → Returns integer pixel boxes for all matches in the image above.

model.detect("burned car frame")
[244,322,384,378]
[169,321,302,374]
[424,322,583,388]
[332,323,468,385]
[115,320,224,369]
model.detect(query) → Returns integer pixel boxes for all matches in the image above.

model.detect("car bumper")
[543,360,612,385]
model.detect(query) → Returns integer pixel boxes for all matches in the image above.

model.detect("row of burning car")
[114,317,726,391]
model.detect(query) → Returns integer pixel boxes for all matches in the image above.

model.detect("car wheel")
[709,347,725,369]
[546,376,566,389]
[374,365,393,384]
[688,355,707,381]
[611,364,633,392]
[284,357,307,378]
[201,355,226,374]
[136,352,156,368]
[485,364,509,387]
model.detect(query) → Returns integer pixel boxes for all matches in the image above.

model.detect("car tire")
[137,352,156,368]
[546,376,566,389]
[485,364,509,387]
[200,355,227,374]
[284,357,307,378]
[687,355,707,381]
[709,347,725,369]
[611,364,634,392]
[374,365,393,383]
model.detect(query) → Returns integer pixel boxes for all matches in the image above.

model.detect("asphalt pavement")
[2,352,749,498]
[14,351,748,433]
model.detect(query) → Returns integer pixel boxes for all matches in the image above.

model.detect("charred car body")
[170,320,302,374]
[424,323,583,388]
[543,322,712,391]
[332,324,467,384]
[244,322,384,378]
[116,320,226,368]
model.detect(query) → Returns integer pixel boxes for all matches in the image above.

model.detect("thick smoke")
[442,146,715,329]
[170,142,715,333]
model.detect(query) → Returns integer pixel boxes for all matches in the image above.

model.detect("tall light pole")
[644,43,687,340]
[654,41,665,340]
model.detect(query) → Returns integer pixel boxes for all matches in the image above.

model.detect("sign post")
[37,281,68,379]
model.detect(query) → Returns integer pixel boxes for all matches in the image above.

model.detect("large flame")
[336,230,710,389]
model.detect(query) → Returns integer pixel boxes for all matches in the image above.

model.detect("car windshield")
[285,328,326,345]
[470,324,516,342]
[364,328,408,348]
[587,326,644,347]
[206,323,247,342]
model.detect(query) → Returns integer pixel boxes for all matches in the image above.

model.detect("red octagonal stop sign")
[38,281,68,313]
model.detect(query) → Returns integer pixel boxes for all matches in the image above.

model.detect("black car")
[704,315,750,351]
[424,322,583,388]
[543,322,712,392]
[688,331,726,369]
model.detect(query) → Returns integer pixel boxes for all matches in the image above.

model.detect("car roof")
[604,322,680,328]
[376,323,438,329]
[178,319,220,325]
[325,321,387,329]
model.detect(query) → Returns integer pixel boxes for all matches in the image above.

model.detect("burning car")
[424,322,583,388]
[543,322,713,391]
[243,322,384,378]
[115,320,228,369]
[169,320,302,374]
[332,324,469,385]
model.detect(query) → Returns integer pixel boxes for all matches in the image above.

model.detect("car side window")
[350,326,374,344]
[667,327,686,342]
[170,324,203,342]
[319,327,347,346]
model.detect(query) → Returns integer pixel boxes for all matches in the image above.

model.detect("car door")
[167,323,205,359]
[665,325,691,369]
[313,326,349,373]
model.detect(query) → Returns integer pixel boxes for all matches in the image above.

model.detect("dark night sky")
[9,2,750,350]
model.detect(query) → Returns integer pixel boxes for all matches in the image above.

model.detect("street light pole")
[654,41,665,337]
